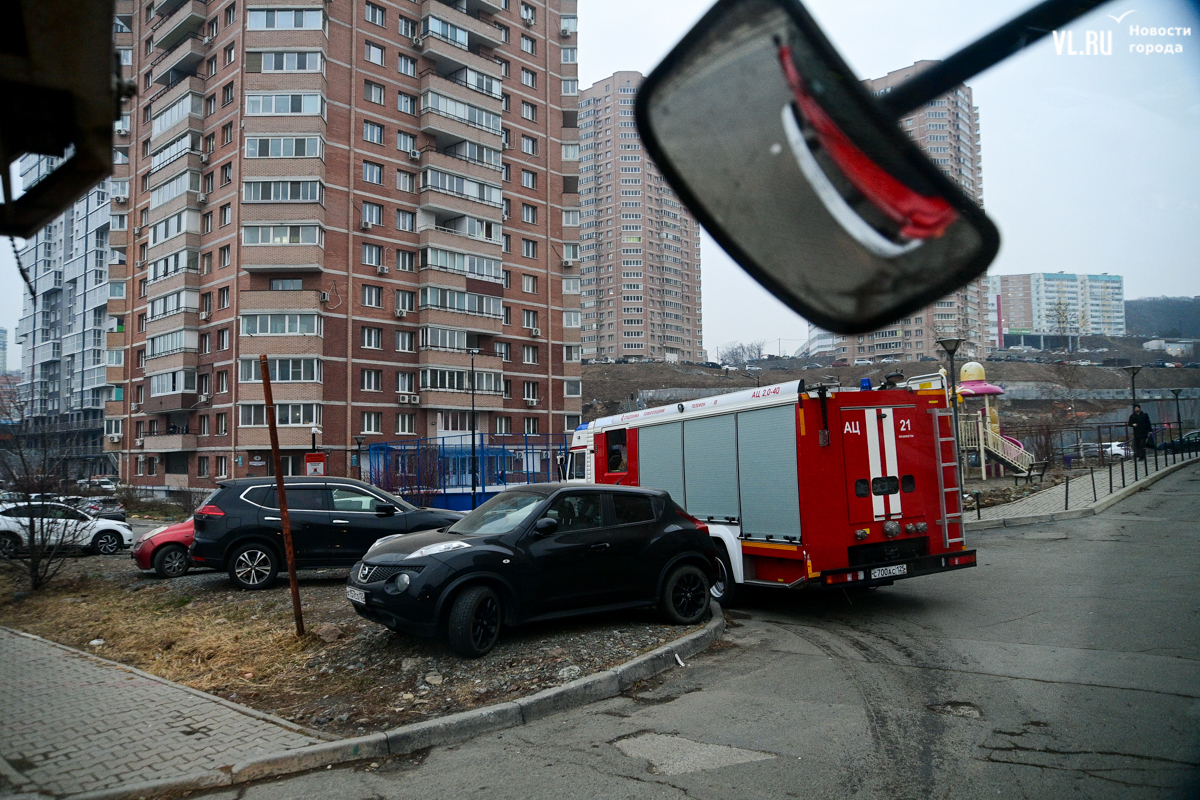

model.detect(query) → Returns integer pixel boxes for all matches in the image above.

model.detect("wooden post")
[261,354,304,637]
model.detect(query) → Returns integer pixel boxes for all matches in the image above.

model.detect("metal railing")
[958,422,1035,473]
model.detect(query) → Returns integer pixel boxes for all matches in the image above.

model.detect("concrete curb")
[964,457,1197,533]
[41,604,726,798]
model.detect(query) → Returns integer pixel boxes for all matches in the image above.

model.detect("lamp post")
[1171,388,1184,445]
[469,348,479,510]
[937,337,965,482]
[353,435,366,481]
[1121,365,1142,408]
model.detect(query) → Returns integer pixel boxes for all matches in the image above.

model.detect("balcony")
[418,225,503,260]
[146,268,201,298]
[418,307,503,335]
[418,185,503,220]
[240,289,323,312]
[106,331,126,349]
[148,74,205,115]
[419,106,503,152]
[238,427,317,449]
[143,350,199,372]
[419,350,502,371]
[417,33,501,81]
[418,389,505,411]
[146,309,201,337]
[152,0,207,52]
[152,35,209,86]
[418,146,500,184]
[144,432,198,452]
[420,70,502,115]
[241,247,325,274]
[420,0,505,49]
[142,390,198,414]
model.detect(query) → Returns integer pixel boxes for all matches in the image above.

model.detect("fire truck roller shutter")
[683,415,740,521]
[736,405,802,540]
[638,422,686,507]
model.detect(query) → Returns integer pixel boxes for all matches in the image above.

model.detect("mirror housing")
[375,503,397,517]
[534,517,559,536]
[636,0,999,334]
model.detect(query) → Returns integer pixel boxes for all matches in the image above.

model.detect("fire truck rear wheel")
[709,543,737,606]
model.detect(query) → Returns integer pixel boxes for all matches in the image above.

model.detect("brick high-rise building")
[106,0,581,490]
[577,71,704,363]
[844,60,987,362]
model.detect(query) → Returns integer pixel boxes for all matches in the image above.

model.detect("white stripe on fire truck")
[880,407,901,517]
[863,409,885,519]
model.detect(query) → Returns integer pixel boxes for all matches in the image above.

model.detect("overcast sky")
[0,0,1196,364]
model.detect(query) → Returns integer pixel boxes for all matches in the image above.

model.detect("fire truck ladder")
[930,408,964,547]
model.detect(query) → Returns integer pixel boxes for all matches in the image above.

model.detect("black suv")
[346,483,715,657]
[190,477,462,589]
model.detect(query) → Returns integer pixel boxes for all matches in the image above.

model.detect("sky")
[0,0,1196,363]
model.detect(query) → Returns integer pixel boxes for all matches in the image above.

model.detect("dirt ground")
[0,555,703,738]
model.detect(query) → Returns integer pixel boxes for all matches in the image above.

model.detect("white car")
[0,502,134,557]
[854,358,872,365]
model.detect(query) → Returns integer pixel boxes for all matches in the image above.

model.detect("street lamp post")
[353,435,366,481]
[469,348,479,510]
[1121,365,1142,408]
[1171,388,1184,445]
[937,337,965,482]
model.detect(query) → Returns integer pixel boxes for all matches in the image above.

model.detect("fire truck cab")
[565,373,976,599]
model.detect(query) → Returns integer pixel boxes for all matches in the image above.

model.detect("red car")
[132,518,194,578]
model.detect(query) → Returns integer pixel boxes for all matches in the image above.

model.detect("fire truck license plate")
[346,587,366,605]
[871,564,908,580]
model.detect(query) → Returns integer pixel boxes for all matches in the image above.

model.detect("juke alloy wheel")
[447,585,502,658]
[228,543,279,590]
[661,563,710,625]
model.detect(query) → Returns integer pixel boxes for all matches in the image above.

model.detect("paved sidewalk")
[973,450,1198,522]
[0,628,320,798]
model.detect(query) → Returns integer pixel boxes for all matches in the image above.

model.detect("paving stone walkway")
[0,628,319,798]
[974,450,1199,521]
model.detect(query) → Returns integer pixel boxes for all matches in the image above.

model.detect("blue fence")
[367,433,572,511]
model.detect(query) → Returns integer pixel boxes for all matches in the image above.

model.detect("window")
[495,416,512,435]
[255,51,322,72]
[248,8,324,30]
[241,313,323,335]
[397,249,415,271]
[218,371,230,392]
[199,416,210,435]
[396,413,416,434]
[362,201,383,226]
[365,80,384,104]
[521,169,536,189]
[216,455,228,476]
[397,170,414,192]
[561,47,577,64]
[239,358,322,383]
[564,344,581,362]
[397,210,415,231]
[521,239,537,258]
[362,326,382,349]
[398,55,416,76]
[243,225,322,245]
[521,135,537,155]
[270,278,303,290]
[363,160,383,184]
[563,310,580,328]
[243,180,322,202]
[220,163,232,185]
[219,245,231,267]
[396,330,415,352]
[521,101,536,121]
[397,131,416,152]
[364,42,384,65]
[521,204,537,224]
[246,93,324,116]
[522,344,538,364]
[522,309,538,328]
[207,56,218,76]
[396,290,415,311]
[220,204,231,225]
[561,14,578,32]
[365,1,385,25]
[520,4,536,25]
[362,369,382,391]
[524,417,539,434]
[397,372,415,393]
[561,79,578,95]
[520,35,535,54]
[241,404,323,426]
[562,143,579,161]
[245,136,322,158]
[362,284,382,306]
[198,456,210,478]
[218,328,229,349]
[564,379,581,397]
[222,82,234,105]
[521,68,536,88]
[364,120,383,144]
[522,274,537,293]
[222,123,234,144]
[495,341,511,361]
[397,91,416,114]
[225,4,236,25]
[218,287,229,308]
[398,16,416,37]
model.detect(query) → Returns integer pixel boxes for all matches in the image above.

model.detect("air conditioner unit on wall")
[397,395,409,404]
[319,291,330,303]
[130,402,140,411]
[562,259,574,268]
[530,327,541,337]
[395,308,407,318]
[560,28,571,37]
[412,36,423,48]
[196,193,207,204]
[134,438,144,447]
[409,395,420,404]
[200,153,209,163]
[525,398,538,407]
[199,310,210,320]
[197,393,210,404]
[107,434,121,443]
[376,265,389,275]
[361,219,373,230]
[408,150,421,161]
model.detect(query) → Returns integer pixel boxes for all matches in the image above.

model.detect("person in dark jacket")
[1129,404,1153,461]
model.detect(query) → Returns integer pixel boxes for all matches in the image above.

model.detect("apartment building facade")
[577,71,703,363]
[987,272,1126,344]
[13,167,117,479]
[843,61,988,362]
[106,0,581,491]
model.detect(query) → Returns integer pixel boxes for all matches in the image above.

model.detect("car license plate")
[345,587,367,605]
[871,564,908,580]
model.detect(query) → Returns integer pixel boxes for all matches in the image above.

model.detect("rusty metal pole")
[261,354,304,637]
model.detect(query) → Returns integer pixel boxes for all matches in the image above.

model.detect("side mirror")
[375,503,397,517]
[534,517,559,536]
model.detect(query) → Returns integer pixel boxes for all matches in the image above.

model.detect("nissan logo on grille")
[358,564,376,583]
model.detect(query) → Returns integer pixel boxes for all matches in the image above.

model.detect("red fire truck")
[565,373,976,601]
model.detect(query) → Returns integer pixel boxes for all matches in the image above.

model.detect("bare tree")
[718,340,768,366]
[0,388,93,591]
[391,444,444,507]
[1048,300,1079,352]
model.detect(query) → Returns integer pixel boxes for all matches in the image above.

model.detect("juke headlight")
[405,540,471,560]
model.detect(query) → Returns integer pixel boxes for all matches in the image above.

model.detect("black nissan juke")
[346,483,716,657]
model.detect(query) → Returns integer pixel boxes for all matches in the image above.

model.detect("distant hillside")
[1125,296,1200,338]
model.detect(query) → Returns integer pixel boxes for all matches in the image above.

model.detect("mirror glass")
[636,0,1000,333]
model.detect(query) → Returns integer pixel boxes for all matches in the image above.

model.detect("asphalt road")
[196,463,1200,800]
